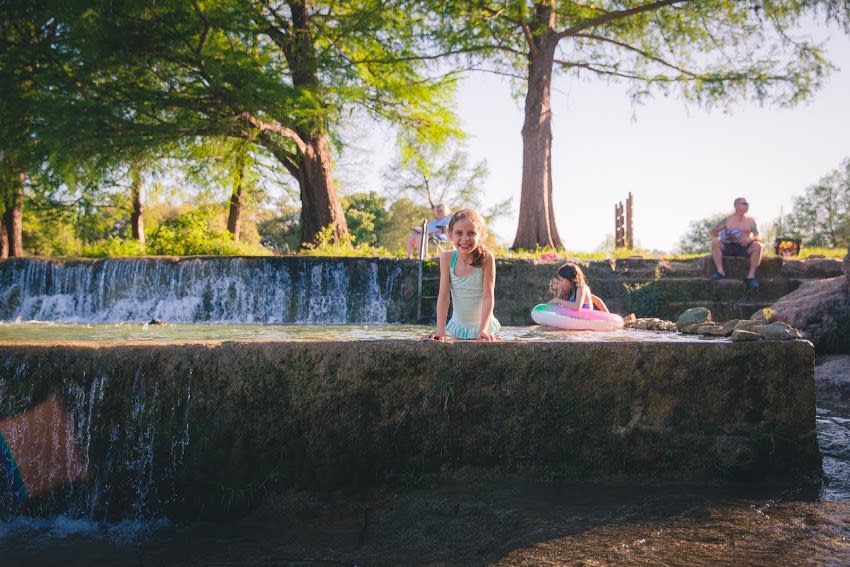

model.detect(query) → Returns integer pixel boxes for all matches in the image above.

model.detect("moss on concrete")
[0,338,820,520]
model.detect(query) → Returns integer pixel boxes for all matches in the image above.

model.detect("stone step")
[646,276,798,301]
[606,256,845,281]
[473,256,842,325]
[659,301,774,322]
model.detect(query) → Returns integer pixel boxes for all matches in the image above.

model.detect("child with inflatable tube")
[548,262,607,311]
[531,262,624,331]
[424,209,501,341]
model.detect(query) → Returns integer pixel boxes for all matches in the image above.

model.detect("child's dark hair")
[448,209,489,268]
[553,262,587,300]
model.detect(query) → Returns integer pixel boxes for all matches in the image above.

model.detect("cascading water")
[0,257,408,324]
[0,364,194,523]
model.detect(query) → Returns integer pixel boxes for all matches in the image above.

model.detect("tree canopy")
[783,158,850,248]
[5,1,850,256]
[429,0,850,249]
[2,0,461,250]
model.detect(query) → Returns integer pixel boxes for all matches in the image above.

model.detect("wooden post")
[614,193,634,250]
[614,202,625,248]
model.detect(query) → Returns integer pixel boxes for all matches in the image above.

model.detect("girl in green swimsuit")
[425,209,501,341]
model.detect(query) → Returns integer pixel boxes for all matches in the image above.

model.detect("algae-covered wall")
[0,339,819,520]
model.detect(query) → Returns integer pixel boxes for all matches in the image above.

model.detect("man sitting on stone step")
[708,197,764,290]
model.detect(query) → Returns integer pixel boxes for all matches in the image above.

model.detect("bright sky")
[447,24,850,253]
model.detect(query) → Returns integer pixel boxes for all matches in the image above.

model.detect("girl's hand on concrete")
[423,332,447,341]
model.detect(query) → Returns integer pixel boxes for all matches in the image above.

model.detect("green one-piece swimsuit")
[445,251,501,339]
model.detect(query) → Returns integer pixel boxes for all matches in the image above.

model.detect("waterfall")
[0,363,194,522]
[0,257,408,324]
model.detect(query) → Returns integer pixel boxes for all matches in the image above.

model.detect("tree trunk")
[297,132,347,246]
[278,0,347,247]
[0,219,7,259]
[512,29,563,251]
[227,151,246,242]
[129,165,145,244]
[3,172,25,257]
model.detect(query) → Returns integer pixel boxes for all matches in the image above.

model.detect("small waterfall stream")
[0,257,408,324]
[1,368,194,523]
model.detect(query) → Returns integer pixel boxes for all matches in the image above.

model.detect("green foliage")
[782,158,850,249]
[146,209,266,256]
[341,192,391,246]
[9,0,467,248]
[257,203,302,255]
[797,247,847,259]
[495,246,660,261]
[301,225,392,258]
[382,198,434,255]
[623,280,662,319]
[676,213,728,255]
[384,137,513,233]
[80,238,147,258]
[22,216,81,257]
[386,137,487,208]
[428,1,848,249]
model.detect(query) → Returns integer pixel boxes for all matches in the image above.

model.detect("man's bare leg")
[747,241,763,279]
[710,239,726,276]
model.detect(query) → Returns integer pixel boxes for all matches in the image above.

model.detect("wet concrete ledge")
[0,338,819,519]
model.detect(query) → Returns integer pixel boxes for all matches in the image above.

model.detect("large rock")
[676,307,711,330]
[815,354,850,402]
[845,244,850,286]
[767,275,850,353]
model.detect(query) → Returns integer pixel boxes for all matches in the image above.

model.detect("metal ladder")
[416,220,442,322]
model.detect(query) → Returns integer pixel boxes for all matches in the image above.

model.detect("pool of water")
[0,322,705,343]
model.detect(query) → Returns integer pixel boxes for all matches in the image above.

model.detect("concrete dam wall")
[0,337,819,521]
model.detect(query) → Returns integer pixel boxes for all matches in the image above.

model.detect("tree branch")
[570,32,697,77]
[558,0,692,40]
[555,59,798,88]
[257,131,300,178]
[238,112,306,153]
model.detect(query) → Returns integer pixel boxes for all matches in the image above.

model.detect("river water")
[1,325,849,566]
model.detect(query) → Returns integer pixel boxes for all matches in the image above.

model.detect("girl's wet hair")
[448,209,488,267]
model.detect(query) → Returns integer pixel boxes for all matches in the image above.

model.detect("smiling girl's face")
[450,218,481,256]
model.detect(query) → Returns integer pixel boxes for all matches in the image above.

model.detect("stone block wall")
[424,256,846,325]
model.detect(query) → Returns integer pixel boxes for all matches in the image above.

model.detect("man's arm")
[749,219,761,241]
[709,218,727,238]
